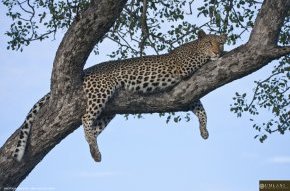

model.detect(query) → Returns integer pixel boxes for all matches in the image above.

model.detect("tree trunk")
[0,0,290,188]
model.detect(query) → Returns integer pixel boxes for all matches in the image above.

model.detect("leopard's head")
[197,30,227,61]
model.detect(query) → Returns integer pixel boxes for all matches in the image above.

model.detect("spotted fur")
[13,30,227,162]
[12,93,51,161]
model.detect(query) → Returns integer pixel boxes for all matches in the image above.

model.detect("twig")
[17,0,33,15]
[106,35,139,55]
[147,36,159,55]
[139,0,149,56]
[186,0,194,15]
[246,71,283,109]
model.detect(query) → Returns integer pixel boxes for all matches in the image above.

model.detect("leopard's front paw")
[200,129,209,139]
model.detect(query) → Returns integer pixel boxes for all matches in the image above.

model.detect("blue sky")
[1,2,290,191]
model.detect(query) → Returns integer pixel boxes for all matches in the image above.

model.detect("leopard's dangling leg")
[191,100,209,139]
[83,115,115,162]
[81,81,117,162]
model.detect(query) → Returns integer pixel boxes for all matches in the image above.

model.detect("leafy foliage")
[196,0,259,43]
[231,56,290,142]
[3,0,261,53]
[104,0,261,58]
[2,0,89,51]
[105,0,200,58]
[230,13,290,142]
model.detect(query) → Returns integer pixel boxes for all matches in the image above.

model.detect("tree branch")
[51,0,128,95]
[249,0,290,46]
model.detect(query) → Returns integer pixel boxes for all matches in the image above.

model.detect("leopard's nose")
[210,53,220,61]
[212,49,220,56]
[210,57,218,61]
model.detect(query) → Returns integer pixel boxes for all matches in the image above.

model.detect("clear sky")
[0,2,290,191]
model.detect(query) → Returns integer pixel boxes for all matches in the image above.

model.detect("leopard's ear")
[220,34,228,43]
[197,30,207,39]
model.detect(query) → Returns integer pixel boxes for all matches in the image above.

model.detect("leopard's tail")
[12,93,51,161]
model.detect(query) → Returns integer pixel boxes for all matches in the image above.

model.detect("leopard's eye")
[209,41,215,46]
[207,41,213,46]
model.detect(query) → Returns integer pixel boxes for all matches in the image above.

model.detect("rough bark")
[0,0,290,189]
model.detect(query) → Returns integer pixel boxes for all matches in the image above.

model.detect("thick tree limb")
[249,0,289,46]
[0,0,290,189]
[51,0,128,94]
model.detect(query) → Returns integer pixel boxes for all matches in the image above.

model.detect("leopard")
[12,30,227,162]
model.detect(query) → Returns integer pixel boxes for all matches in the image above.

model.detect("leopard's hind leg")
[83,115,115,162]
[82,78,117,162]
[191,100,209,139]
